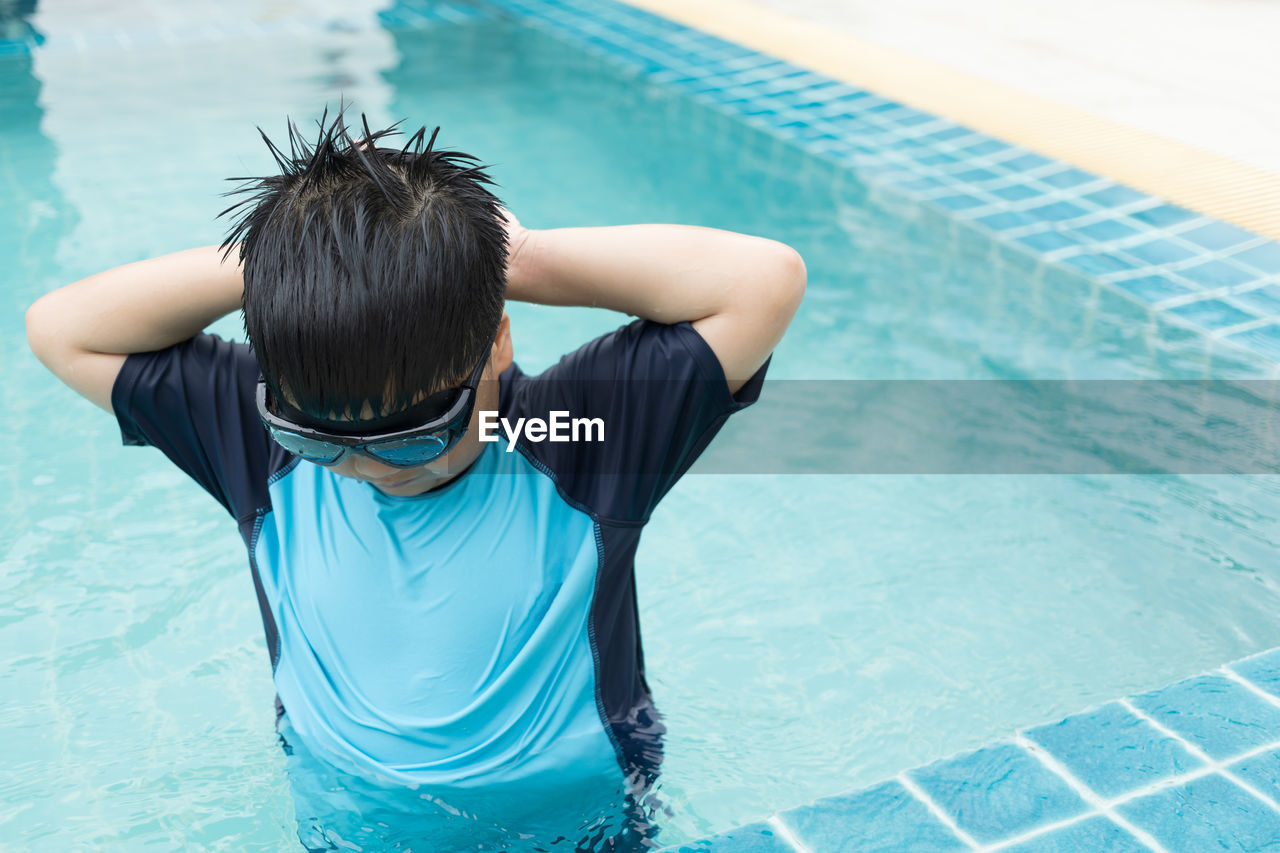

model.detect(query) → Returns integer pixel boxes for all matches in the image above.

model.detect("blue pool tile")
[802,81,865,102]
[907,743,1089,845]
[1017,231,1081,253]
[814,94,874,118]
[953,167,999,183]
[1167,299,1258,331]
[962,138,1011,157]
[921,126,974,143]
[916,152,961,167]
[1025,201,1089,222]
[1118,774,1280,852]
[933,194,987,211]
[1230,751,1280,804]
[883,136,928,152]
[779,780,968,852]
[1072,218,1141,242]
[1024,702,1205,799]
[992,185,1043,202]
[1234,285,1280,317]
[1225,323,1280,362]
[978,210,1040,231]
[1122,239,1197,266]
[1059,253,1136,276]
[1181,221,1261,252]
[1039,167,1096,189]
[1129,674,1280,761]
[668,822,794,852]
[1233,649,1280,699]
[1002,153,1052,172]
[1234,241,1280,274]
[893,111,939,128]
[1176,259,1261,289]
[894,176,947,192]
[854,97,894,111]
[1003,816,1149,852]
[1111,274,1196,303]
[1083,185,1149,208]
[1129,203,1199,228]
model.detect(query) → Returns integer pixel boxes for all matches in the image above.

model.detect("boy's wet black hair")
[219,107,507,422]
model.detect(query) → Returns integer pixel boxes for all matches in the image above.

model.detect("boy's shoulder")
[112,333,291,523]
[496,319,767,525]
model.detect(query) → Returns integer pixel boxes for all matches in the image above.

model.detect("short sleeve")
[112,333,285,521]
[499,319,769,523]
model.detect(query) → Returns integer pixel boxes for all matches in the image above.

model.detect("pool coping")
[620,0,1280,245]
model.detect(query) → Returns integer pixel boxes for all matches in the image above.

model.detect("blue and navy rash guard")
[112,319,766,792]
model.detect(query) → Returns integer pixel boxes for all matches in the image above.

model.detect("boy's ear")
[491,312,513,375]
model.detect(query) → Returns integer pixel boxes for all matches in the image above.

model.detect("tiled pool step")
[661,647,1280,852]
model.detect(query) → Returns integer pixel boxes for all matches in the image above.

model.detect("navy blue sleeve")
[111,333,286,522]
[500,319,769,523]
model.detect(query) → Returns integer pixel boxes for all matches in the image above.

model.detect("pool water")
[4,10,1280,850]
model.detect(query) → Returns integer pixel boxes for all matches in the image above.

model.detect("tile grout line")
[1006,734,1169,852]
[1101,734,1280,809]
[1208,316,1280,339]
[1219,666,1280,711]
[895,771,982,850]
[764,814,814,853]
[977,809,1102,852]
[1118,698,1280,817]
[1230,648,1280,667]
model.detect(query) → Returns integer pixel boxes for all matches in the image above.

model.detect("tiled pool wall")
[668,649,1280,852]
[481,0,1280,370]
[7,0,1280,849]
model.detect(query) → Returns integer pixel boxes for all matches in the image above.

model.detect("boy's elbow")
[25,294,59,364]
[767,244,807,319]
[26,291,80,372]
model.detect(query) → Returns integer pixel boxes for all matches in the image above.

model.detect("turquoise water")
[4,14,1280,850]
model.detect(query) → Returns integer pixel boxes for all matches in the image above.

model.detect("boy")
[25,113,804,850]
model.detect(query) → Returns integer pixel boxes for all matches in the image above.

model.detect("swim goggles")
[255,351,489,469]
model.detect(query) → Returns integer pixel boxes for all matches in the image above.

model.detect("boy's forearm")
[28,245,244,356]
[505,224,800,323]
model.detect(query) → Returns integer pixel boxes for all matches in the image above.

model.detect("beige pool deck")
[622,0,1280,241]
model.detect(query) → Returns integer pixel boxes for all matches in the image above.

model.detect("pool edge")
[657,645,1280,851]
[618,0,1280,244]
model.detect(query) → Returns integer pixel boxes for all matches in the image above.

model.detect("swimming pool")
[5,2,1280,849]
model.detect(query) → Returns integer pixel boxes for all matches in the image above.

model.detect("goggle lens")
[267,427,346,464]
[365,433,451,466]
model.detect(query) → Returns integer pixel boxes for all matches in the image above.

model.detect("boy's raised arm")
[504,219,805,393]
[25,246,245,414]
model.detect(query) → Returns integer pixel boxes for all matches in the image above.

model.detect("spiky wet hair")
[219,108,507,422]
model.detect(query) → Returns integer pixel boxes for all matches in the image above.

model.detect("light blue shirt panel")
[253,438,621,788]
